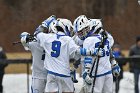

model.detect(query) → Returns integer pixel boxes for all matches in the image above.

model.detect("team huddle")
[20,15,121,93]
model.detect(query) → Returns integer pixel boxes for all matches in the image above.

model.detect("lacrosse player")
[20,15,56,93]
[72,15,90,84]
[74,16,121,93]
[73,15,105,93]
[73,15,95,93]
[20,32,47,93]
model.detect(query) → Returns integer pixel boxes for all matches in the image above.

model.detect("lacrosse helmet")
[73,15,91,40]
[89,19,103,34]
[55,18,73,36]
[73,15,89,32]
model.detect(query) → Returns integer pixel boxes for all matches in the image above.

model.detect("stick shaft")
[12,41,21,45]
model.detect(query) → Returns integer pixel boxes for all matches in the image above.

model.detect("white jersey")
[22,40,47,79]
[36,32,80,77]
[83,33,114,76]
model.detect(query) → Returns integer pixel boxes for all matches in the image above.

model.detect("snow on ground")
[3,72,135,93]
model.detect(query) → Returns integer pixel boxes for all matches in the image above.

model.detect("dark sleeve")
[1,51,7,59]
[129,48,134,56]
[0,51,8,70]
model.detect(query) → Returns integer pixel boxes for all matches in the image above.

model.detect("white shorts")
[83,74,113,93]
[45,74,74,92]
[31,78,47,93]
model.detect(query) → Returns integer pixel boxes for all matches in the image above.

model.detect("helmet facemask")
[56,26,65,33]
[65,26,74,37]
[77,26,90,40]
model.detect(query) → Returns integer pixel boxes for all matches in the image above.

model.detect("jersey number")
[51,41,61,57]
[95,40,110,57]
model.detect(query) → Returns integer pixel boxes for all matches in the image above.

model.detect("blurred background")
[0,0,140,52]
[0,0,140,93]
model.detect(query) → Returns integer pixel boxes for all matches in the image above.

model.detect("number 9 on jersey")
[51,41,61,57]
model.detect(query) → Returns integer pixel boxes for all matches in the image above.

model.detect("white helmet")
[73,15,89,33]
[89,19,103,34]
[73,15,91,40]
[56,18,73,36]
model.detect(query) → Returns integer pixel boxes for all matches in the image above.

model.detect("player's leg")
[102,74,113,93]
[81,80,92,93]
[31,78,46,93]
[80,76,105,93]
[45,74,58,93]
[91,76,105,93]
[134,69,139,93]
[57,76,74,93]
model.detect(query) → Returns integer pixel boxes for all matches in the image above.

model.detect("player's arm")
[33,15,57,47]
[106,32,121,77]
[82,56,93,85]
[110,49,121,77]
[69,39,84,83]
[69,40,94,59]
[82,40,94,85]
[108,33,121,77]
[69,38,104,66]
[34,15,56,36]
[76,47,104,56]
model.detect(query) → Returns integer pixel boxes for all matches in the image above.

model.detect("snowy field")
[3,72,135,93]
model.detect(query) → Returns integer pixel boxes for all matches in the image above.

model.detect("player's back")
[27,41,47,79]
[83,34,113,76]
[37,32,79,77]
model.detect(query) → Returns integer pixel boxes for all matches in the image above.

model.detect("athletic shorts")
[83,74,113,93]
[45,74,74,92]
